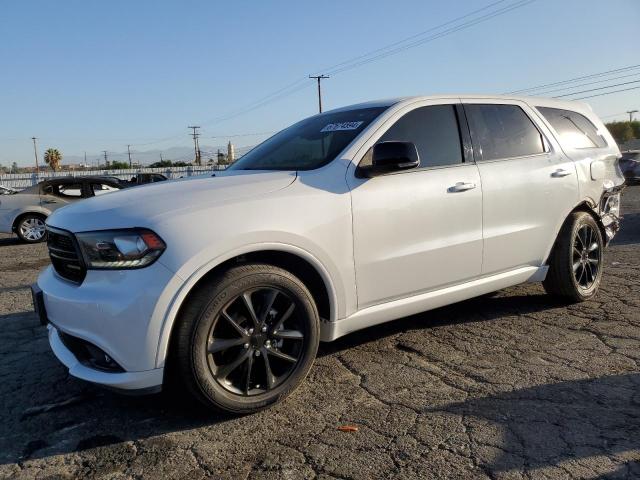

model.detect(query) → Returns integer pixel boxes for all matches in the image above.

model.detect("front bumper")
[37,258,182,391]
[48,325,163,393]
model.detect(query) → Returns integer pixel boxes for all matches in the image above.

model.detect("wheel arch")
[543,199,606,265]
[12,209,49,232]
[155,244,338,369]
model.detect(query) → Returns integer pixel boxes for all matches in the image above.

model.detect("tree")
[109,161,130,169]
[149,160,173,168]
[605,121,634,144]
[44,148,62,171]
[11,162,19,173]
[630,120,640,140]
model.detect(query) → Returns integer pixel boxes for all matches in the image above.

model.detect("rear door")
[463,100,579,275]
[349,101,483,308]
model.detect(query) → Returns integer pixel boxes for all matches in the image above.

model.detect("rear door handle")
[551,168,572,178]
[448,182,477,192]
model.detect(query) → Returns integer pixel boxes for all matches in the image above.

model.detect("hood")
[47,170,296,232]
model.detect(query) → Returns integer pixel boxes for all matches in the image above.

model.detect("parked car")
[619,151,640,185]
[33,95,623,413]
[0,176,123,243]
[0,185,17,195]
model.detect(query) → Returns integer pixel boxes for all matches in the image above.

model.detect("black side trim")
[455,104,475,163]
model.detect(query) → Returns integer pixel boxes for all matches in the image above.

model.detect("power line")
[313,0,511,76]
[573,85,640,101]
[627,110,639,122]
[532,72,640,96]
[507,64,640,94]
[553,80,640,98]
[325,0,537,77]
[196,0,535,128]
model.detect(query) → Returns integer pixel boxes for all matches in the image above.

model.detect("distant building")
[227,141,235,164]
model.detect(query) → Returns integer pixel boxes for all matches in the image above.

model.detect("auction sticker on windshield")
[320,121,364,132]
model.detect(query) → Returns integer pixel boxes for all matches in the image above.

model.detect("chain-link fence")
[0,165,227,190]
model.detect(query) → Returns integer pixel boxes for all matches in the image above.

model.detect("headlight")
[76,228,166,269]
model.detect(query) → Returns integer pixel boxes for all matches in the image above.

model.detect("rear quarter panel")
[528,100,624,208]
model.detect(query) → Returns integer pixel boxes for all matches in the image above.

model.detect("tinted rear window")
[465,104,545,161]
[537,107,607,149]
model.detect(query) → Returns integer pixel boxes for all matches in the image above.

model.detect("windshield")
[228,107,388,171]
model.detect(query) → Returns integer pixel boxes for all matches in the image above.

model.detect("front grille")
[47,228,87,284]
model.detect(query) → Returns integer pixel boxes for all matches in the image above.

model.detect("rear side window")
[537,107,607,149]
[465,104,545,161]
[91,183,120,196]
[376,105,463,168]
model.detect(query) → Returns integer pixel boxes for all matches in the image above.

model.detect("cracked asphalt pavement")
[1,187,639,479]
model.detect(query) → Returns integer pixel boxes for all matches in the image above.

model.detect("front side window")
[537,107,607,149]
[465,104,546,161]
[371,105,463,169]
[228,107,388,171]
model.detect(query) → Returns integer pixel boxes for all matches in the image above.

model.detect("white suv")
[33,95,624,413]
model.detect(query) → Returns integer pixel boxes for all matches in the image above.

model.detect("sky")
[1,0,639,167]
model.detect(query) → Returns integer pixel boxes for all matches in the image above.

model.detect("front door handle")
[551,168,572,178]
[448,182,477,193]
[43,200,57,204]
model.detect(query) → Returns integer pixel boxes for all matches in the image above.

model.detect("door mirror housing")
[360,141,420,177]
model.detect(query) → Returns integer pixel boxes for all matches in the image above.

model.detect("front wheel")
[16,214,47,243]
[543,211,604,302]
[172,263,320,414]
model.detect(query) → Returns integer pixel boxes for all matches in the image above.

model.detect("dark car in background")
[102,173,168,188]
[619,151,640,185]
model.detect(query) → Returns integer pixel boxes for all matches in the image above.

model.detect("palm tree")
[44,148,62,171]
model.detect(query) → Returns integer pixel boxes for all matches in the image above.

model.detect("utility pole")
[188,126,202,165]
[127,144,132,168]
[84,151,87,167]
[102,150,108,168]
[309,75,329,113]
[160,153,163,162]
[31,137,39,173]
[627,110,638,122]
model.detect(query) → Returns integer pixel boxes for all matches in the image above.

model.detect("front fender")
[153,242,340,368]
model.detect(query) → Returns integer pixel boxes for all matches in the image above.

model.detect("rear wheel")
[16,214,47,243]
[543,211,603,302]
[172,263,320,414]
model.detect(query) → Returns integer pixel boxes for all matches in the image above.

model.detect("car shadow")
[0,290,558,466]
[0,235,20,247]
[425,372,640,477]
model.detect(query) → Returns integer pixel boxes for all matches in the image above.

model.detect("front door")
[349,102,483,309]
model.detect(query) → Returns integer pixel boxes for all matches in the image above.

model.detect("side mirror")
[43,185,53,194]
[360,141,420,177]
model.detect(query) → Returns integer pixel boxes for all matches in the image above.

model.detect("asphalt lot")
[1,187,639,480]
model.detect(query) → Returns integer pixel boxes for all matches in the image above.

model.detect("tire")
[172,263,320,414]
[543,211,604,302]
[16,214,47,243]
